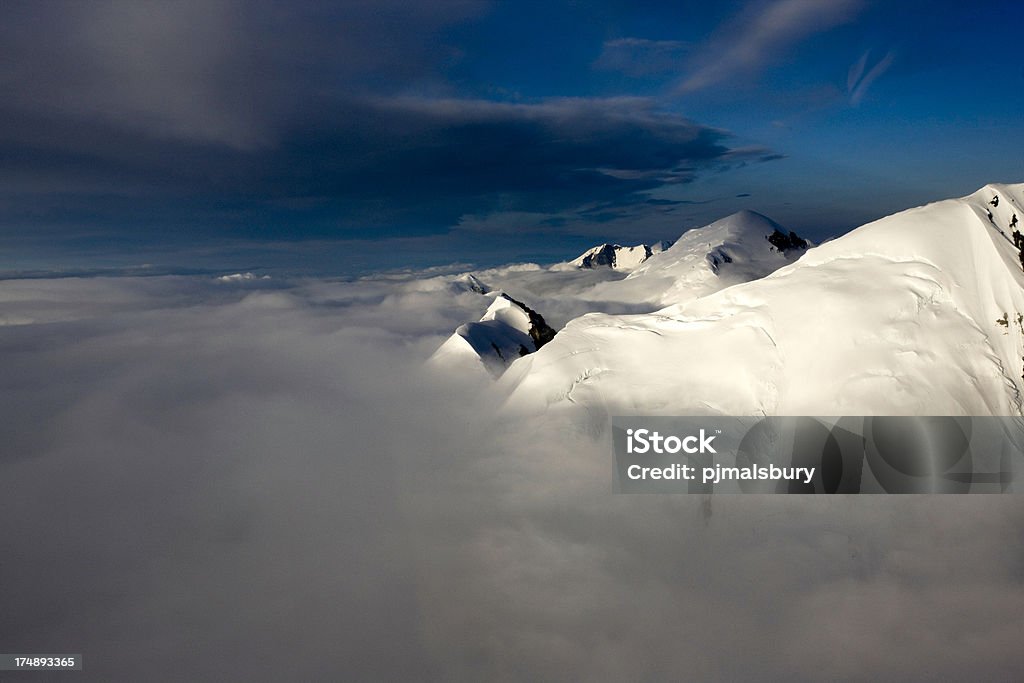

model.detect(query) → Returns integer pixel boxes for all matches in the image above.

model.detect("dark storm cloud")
[0,1,774,243]
[255,96,748,229]
[0,94,757,240]
[0,0,485,148]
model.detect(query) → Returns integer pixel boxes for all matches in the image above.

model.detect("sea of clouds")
[1,271,1022,681]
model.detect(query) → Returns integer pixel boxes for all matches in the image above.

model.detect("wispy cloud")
[594,37,690,77]
[677,0,864,93]
[848,49,896,105]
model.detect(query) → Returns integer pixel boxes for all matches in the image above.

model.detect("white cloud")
[848,49,897,105]
[678,0,864,93]
[0,271,1021,680]
[594,37,691,77]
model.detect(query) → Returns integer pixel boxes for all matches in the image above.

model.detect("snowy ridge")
[430,211,811,376]
[452,273,490,294]
[498,183,1024,417]
[562,241,669,271]
[613,210,809,306]
[430,293,556,377]
[427,212,808,330]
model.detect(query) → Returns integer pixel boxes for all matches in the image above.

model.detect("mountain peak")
[498,182,1024,417]
[621,210,810,305]
[430,292,556,378]
[566,241,669,271]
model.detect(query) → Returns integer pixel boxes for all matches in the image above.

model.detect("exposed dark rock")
[500,293,557,350]
[572,241,669,269]
[577,244,621,268]
[766,229,809,253]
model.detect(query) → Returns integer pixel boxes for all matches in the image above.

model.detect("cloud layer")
[1,272,1022,680]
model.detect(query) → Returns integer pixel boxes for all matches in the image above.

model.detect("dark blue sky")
[2,0,1023,274]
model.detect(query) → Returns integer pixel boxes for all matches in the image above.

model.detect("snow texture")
[431,293,556,377]
[499,184,1024,418]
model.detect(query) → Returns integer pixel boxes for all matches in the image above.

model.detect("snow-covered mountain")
[563,241,670,271]
[430,293,556,377]
[430,210,811,378]
[445,211,811,327]
[451,272,490,294]
[595,210,810,306]
[497,184,1024,417]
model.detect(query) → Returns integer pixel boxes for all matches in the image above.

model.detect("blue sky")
[2,0,1022,274]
